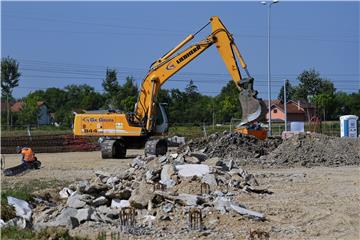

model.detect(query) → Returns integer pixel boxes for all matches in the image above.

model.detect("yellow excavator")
[73,16,266,158]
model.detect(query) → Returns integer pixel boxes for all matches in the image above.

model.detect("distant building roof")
[265,99,304,114]
[10,101,45,113]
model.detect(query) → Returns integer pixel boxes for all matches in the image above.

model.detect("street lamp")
[261,0,279,136]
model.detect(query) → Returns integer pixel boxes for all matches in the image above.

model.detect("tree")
[117,76,138,112]
[293,68,335,100]
[1,57,21,98]
[185,80,199,99]
[277,79,295,102]
[102,69,120,108]
[312,93,335,121]
[17,95,41,125]
[1,57,21,127]
[64,84,104,110]
[215,81,242,123]
[28,88,67,113]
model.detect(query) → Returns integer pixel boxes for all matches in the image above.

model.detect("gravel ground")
[1,151,359,240]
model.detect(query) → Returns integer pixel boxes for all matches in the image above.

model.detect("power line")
[4,14,358,43]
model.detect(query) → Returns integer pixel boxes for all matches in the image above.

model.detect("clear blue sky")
[2,1,359,99]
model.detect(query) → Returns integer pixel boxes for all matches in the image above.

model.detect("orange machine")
[235,126,267,140]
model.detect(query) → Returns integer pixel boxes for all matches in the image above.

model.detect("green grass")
[1,227,91,240]
[169,124,231,139]
[1,227,35,240]
[1,121,347,138]
[1,179,69,222]
[0,179,88,240]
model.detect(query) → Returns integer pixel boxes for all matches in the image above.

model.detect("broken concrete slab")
[2,217,28,229]
[154,191,202,206]
[145,169,159,182]
[230,203,264,220]
[111,199,130,209]
[97,205,120,220]
[95,170,111,179]
[105,188,131,200]
[7,196,32,221]
[75,208,94,223]
[213,197,231,214]
[0,219,5,227]
[184,156,200,164]
[160,164,176,187]
[67,194,87,209]
[158,155,168,165]
[170,153,178,159]
[175,164,210,177]
[190,152,208,162]
[49,207,79,229]
[205,157,225,168]
[92,196,108,207]
[243,186,273,194]
[106,176,120,186]
[131,156,145,168]
[174,154,185,165]
[227,159,234,170]
[161,202,174,213]
[129,181,155,209]
[59,187,75,199]
[202,173,217,191]
[75,180,90,193]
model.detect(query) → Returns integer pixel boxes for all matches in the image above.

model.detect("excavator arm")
[134,16,264,132]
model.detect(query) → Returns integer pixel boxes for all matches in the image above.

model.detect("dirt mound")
[262,133,360,167]
[187,131,282,160]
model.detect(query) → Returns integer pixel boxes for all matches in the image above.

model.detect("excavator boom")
[134,16,265,131]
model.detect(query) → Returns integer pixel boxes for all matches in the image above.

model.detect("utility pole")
[284,79,288,131]
[261,0,279,136]
[212,101,215,130]
[6,94,10,130]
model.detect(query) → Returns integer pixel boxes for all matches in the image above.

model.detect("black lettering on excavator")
[176,45,201,64]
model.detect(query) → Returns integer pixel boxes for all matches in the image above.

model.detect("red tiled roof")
[266,100,304,114]
[10,101,45,113]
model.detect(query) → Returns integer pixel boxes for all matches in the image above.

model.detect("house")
[265,100,317,122]
[10,101,52,125]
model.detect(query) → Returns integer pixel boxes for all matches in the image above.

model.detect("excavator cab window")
[154,103,169,134]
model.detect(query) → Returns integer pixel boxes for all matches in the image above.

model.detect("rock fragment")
[176,164,210,177]
[7,196,32,221]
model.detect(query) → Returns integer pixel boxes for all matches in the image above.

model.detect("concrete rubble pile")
[187,131,282,160]
[260,133,360,167]
[22,150,271,236]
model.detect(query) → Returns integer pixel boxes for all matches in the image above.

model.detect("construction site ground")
[2,151,359,239]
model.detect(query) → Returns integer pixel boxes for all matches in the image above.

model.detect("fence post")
[202,122,207,138]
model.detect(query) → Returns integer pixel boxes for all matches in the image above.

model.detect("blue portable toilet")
[340,115,358,138]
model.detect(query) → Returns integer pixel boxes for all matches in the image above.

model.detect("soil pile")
[262,133,360,167]
[187,131,282,160]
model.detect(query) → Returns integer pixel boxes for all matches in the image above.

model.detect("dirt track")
[1,151,360,239]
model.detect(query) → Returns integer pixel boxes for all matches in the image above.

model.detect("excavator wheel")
[144,139,168,156]
[101,139,127,159]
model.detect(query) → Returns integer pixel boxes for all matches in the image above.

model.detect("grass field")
[1,121,343,138]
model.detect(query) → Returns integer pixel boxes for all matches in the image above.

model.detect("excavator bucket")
[237,78,266,126]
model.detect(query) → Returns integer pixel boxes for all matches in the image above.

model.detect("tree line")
[1,57,359,127]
